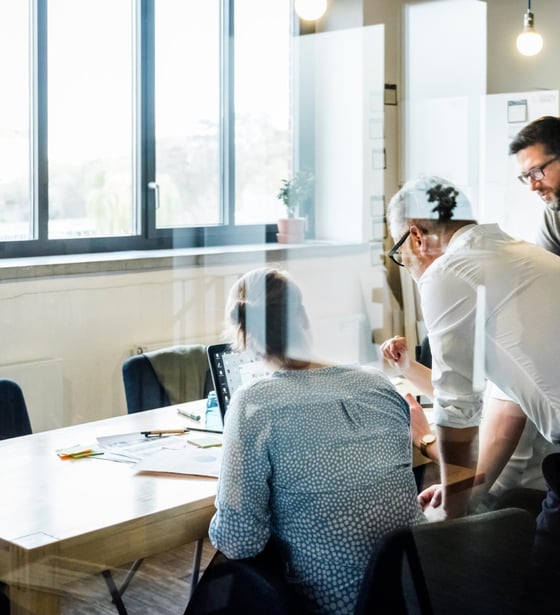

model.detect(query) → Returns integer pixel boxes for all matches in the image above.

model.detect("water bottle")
[205,390,223,431]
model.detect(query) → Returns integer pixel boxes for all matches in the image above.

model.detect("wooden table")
[0,400,215,615]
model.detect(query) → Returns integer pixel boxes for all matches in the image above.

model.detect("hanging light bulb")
[294,0,327,21]
[516,0,543,56]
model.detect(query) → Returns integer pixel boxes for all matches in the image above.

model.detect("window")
[0,0,293,257]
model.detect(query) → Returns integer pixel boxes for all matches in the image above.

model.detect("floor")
[59,540,216,615]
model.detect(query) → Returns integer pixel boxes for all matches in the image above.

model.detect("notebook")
[206,343,270,419]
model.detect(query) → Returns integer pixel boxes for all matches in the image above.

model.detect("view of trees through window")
[0,0,293,254]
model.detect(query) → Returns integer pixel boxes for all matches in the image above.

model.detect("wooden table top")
[0,400,215,550]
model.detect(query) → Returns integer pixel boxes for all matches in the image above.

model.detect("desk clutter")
[56,444,104,459]
[55,428,222,477]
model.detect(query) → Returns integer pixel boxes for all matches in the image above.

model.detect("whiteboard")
[479,90,559,242]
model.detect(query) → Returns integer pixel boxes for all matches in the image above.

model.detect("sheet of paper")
[187,434,222,448]
[96,432,187,463]
[133,445,222,477]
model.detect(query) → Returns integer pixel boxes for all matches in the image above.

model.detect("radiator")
[0,358,64,433]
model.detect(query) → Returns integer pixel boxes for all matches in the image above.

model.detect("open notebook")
[206,343,270,420]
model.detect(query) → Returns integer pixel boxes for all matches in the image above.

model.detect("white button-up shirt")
[419,223,560,443]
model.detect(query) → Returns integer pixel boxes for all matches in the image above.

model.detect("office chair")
[122,344,213,413]
[111,344,213,615]
[355,507,535,615]
[0,378,32,440]
[0,379,32,615]
[184,542,307,615]
[415,336,432,369]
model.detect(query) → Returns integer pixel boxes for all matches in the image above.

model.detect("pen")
[141,429,187,438]
[141,428,223,438]
[177,407,201,422]
[185,427,223,434]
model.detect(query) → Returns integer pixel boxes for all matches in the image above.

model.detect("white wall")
[486,0,560,95]
[297,24,385,243]
[403,0,487,201]
[0,247,374,429]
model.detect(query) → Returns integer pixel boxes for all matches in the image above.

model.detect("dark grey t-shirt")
[538,207,560,256]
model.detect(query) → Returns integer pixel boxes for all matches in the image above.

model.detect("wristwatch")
[419,433,436,458]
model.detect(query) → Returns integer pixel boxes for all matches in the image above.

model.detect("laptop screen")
[206,343,270,419]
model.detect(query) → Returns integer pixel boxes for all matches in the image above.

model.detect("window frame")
[0,0,282,259]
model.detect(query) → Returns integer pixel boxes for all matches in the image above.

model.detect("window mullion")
[34,0,48,241]
[141,0,156,238]
[220,0,235,226]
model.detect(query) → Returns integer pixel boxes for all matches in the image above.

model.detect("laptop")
[206,343,270,420]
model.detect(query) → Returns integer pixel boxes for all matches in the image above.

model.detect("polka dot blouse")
[209,365,425,614]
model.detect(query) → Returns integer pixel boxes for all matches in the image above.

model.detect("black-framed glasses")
[388,230,410,267]
[517,156,559,185]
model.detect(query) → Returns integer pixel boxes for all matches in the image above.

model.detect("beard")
[539,186,560,211]
[552,186,560,211]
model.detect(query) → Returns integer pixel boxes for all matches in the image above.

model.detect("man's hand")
[418,483,442,509]
[418,484,447,521]
[380,335,410,370]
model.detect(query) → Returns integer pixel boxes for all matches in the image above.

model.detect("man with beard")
[510,115,560,255]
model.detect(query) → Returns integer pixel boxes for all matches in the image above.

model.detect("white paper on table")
[132,445,222,477]
[96,432,187,463]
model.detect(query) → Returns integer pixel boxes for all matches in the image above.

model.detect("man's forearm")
[400,360,434,399]
[438,425,479,518]
[475,399,526,499]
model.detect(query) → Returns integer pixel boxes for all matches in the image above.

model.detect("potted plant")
[276,169,314,243]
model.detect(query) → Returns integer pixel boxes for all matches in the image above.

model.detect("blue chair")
[0,379,32,613]
[122,345,213,413]
[117,345,213,613]
[0,379,32,440]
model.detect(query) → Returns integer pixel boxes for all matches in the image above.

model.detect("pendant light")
[516,0,543,56]
[294,0,327,22]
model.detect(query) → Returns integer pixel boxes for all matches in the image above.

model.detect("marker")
[177,408,201,422]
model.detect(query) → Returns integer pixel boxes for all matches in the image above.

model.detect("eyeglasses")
[388,230,410,267]
[517,156,559,185]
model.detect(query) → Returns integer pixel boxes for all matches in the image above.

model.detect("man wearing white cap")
[385,175,560,521]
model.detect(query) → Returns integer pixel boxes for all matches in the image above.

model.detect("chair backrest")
[0,379,32,440]
[355,507,535,615]
[122,344,213,413]
[184,550,306,615]
[415,336,432,369]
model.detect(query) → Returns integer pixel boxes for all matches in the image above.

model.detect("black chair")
[0,379,32,440]
[0,379,32,614]
[415,336,432,369]
[355,507,535,615]
[110,345,213,614]
[184,542,307,615]
[122,345,213,413]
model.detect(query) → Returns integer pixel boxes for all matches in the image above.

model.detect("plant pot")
[276,217,305,243]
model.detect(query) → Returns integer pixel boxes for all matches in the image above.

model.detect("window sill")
[0,240,369,281]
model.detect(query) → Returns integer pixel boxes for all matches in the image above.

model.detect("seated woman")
[209,268,425,614]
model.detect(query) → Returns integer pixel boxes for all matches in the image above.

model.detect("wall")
[486,0,560,95]
[7,0,559,431]
[361,0,560,315]
[0,246,374,429]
